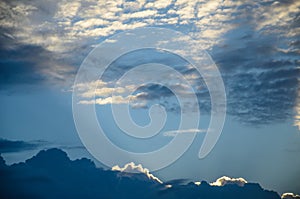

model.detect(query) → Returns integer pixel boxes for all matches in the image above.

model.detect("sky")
[0,0,300,196]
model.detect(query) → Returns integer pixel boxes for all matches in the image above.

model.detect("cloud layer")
[0,138,44,153]
[163,129,206,137]
[0,148,286,199]
[0,0,299,126]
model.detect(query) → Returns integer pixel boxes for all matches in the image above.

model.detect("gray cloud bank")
[0,138,45,153]
[0,148,287,199]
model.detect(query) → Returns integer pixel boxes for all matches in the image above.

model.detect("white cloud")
[282,193,300,199]
[74,18,110,29]
[255,1,300,32]
[112,162,162,183]
[80,87,127,98]
[194,181,201,186]
[210,176,248,187]
[196,1,219,18]
[73,80,107,92]
[175,1,196,21]
[56,1,81,18]
[74,80,146,105]
[2,0,297,58]
[165,184,172,188]
[123,0,146,12]
[130,101,148,109]
[79,95,136,105]
[78,92,149,105]
[163,129,206,137]
[145,0,172,10]
[122,10,157,19]
[0,1,36,28]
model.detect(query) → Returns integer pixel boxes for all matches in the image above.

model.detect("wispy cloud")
[163,129,206,137]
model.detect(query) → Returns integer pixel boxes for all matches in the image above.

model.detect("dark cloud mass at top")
[0,0,299,126]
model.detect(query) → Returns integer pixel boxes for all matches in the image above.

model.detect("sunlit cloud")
[194,181,201,186]
[145,0,172,10]
[79,95,142,105]
[112,162,162,184]
[210,176,248,187]
[281,192,300,199]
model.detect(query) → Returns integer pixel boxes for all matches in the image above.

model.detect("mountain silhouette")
[0,148,281,199]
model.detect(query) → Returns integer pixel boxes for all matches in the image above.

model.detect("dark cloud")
[209,9,300,125]
[0,0,78,90]
[158,181,280,199]
[0,148,283,199]
[0,45,46,88]
[0,41,78,91]
[102,49,188,82]
[0,138,45,153]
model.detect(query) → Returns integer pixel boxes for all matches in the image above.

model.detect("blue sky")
[0,0,300,196]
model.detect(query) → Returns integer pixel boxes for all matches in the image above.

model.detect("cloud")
[73,51,200,110]
[208,2,300,125]
[122,10,158,19]
[0,35,76,90]
[74,18,110,29]
[78,93,148,105]
[112,162,162,183]
[145,0,172,10]
[0,138,45,153]
[0,43,49,89]
[1,0,299,127]
[0,148,283,199]
[210,176,248,187]
[79,86,134,98]
[213,35,300,125]
[163,129,206,137]
[282,193,300,199]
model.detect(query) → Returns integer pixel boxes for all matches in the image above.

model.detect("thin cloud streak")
[163,129,206,137]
